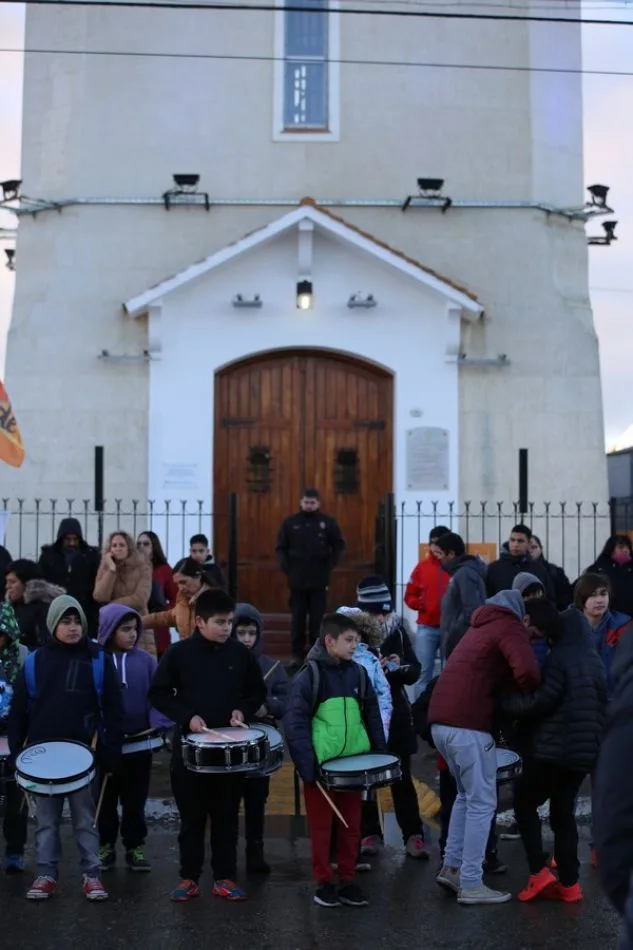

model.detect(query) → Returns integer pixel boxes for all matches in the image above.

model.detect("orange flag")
[0,379,25,468]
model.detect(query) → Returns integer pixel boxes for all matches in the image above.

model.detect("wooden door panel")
[214,351,393,612]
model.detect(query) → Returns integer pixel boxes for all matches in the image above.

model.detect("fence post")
[609,497,617,537]
[94,446,104,550]
[227,492,238,600]
[380,493,397,596]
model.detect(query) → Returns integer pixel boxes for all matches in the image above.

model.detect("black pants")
[513,757,584,887]
[98,752,152,851]
[171,760,243,882]
[439,769,498,857]
[290,587,327,659]
[242,776,270,847]
[2,775,28,855]
[362,755,424,843]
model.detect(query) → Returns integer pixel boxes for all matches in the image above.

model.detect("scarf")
[0,602,22,685]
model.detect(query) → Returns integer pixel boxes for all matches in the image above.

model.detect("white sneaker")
[457,884,512,905]
[436,866,460,894]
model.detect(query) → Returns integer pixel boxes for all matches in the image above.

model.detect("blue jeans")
[431,724,497,889]
[410,625,441,701]
[35,786,100,879]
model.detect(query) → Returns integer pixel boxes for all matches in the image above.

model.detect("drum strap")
[307,660,368,714]
[24,650,105,714]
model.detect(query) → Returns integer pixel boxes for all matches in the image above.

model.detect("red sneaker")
[543,882,584,903]
[26,876,57,900]
[212,879,248,901]
[82,875,108,901]
[517,867,557,902]
[170,879,200,902]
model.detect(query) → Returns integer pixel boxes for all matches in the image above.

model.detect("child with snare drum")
[149,588,266,903]
[284,613,386,909]
[8,595,123,901]
[0,602,28,873]
[97,604,172,873]
[231,604,288,874]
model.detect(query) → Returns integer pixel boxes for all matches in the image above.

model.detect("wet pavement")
[0,815,621,950]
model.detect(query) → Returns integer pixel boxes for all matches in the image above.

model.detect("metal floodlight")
[417,178,445,195]
[173,174,200,189]
[1,180,22,202]
[4,248,15,271]
[232,293,262,309]
[587,184,609,207]
[347,292,377,309]
[296,280,313,310]
[603,220,618,240]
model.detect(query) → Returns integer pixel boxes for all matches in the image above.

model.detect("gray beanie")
[46,595,88,637]
[512,572,545,596]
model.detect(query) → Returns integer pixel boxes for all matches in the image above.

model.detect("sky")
[0,2,631,448]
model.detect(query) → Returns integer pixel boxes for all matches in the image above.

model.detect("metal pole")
[94,446,104,549]
[518,449,528,520]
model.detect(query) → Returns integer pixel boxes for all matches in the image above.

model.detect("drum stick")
[202,727,234,741]
[233,720,250,729]
[316,782,349,829]
[90,731,99,751]
[263,660,280,682]
[376,793,384,837]
[93,774,108,828]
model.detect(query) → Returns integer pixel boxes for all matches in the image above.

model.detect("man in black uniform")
[276,488,345,668]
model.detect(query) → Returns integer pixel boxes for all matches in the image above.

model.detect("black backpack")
[305,659,368,713]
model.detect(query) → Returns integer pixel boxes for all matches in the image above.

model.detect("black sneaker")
[338,883,369,907]
[314,882,341,907]
[355,859,372,872]
[99,844,116,872]
[484,853,508,875]
[246,845,271,875]
[125,848,151,872]
[499,821,520,841]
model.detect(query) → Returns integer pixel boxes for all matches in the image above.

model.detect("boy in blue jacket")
[284,613,386,909]
[97,604,172,873]
[232,603,289,874]
[9,595,123,901]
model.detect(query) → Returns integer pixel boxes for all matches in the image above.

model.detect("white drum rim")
[256,725,284,749]
[16,768,96,797]
[322,753,400,773]
[496,749,520,765]
[182,728,266,746]
[16,739,95,786]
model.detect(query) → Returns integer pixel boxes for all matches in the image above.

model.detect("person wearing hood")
[435,532,488,658]
[94,532,154,656]
[502,601,608,904]
[37,517,101,634]
[594,623,633,948]
[8,595,123,902]
[585,534,633,618]
[0,601,28,872]
[486,524,555,601]
[428,589,540,905]
[5,559,66,650]
[284,613,386,909]
[231,603,289,874]
[96,604,172,874]
[512,572,550,669]
[276,488,346,668]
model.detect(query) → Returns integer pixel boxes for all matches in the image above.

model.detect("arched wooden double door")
[213,350,393,612]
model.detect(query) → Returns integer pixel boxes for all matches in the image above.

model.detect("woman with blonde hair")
[93,531,155,656]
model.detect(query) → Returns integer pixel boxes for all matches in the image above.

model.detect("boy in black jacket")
[9,595,123,901]
[149,588,266,903]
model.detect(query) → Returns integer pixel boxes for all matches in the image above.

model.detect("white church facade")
[2,0,609,606]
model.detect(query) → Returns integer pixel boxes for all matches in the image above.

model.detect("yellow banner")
[0,380,25,468]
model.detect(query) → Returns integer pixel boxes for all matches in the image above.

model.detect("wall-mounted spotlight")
[0,180,22,202]
[402,177,452,212]
[4,248,15,271]
[163,173,210,211]
[98,349,154,363]
[173,174,200,189]
[588,220,618,246]
[347,292,377,309]
[296,280,313,310]
[232,294,262,309]
[587,184,610,208]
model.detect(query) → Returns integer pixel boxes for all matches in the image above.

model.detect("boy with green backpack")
[284,613,386,909]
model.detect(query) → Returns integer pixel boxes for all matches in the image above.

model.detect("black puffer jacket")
[501,608,608,771]
[486,544,556,601]
[380,619,420,757]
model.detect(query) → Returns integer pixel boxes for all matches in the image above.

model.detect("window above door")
[273,0,341,142]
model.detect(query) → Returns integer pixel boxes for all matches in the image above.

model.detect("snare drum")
[181,728,268,774]
[320,753,402,792]
[247,724,284,777]
[15,740,96,797]
[123,728,165,756]
[496,748,522,785]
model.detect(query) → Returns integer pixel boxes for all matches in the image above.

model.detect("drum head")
[322,753,399,772]
[17,741,94,781]
[256,724,283,749]
[0,736,9,757]
[185,728,264,746]
[496,749,520,769]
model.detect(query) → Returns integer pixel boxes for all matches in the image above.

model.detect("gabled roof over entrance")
[123,198,483,318]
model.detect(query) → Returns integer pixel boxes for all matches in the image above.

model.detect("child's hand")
[230,709,245,727]
[255,704,268,718]
[189,715,207,733]
[387,655,400,668]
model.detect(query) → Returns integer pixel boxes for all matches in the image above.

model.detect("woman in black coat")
[585,535,633,618]
[502,603,608,903]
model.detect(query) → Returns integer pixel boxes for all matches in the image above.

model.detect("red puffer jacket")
[428,591,540,735]
[404,554,449,627]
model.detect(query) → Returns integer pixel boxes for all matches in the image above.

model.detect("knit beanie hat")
[356,575,393,615]
[47,595,88,638]
[512,572,545,596]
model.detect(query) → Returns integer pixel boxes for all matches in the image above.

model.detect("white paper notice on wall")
[406,427,449,491]
[162,463,199,492]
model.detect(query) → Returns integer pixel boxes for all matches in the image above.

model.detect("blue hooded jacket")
[591,608,632,696]
[98,604,172,735]
[231,603,289,722]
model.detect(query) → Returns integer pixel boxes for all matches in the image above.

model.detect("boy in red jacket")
[404,526,450,699]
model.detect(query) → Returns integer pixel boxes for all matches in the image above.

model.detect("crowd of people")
[0,501,632,937]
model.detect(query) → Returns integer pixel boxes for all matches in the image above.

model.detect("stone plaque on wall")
[406,427,449,491]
